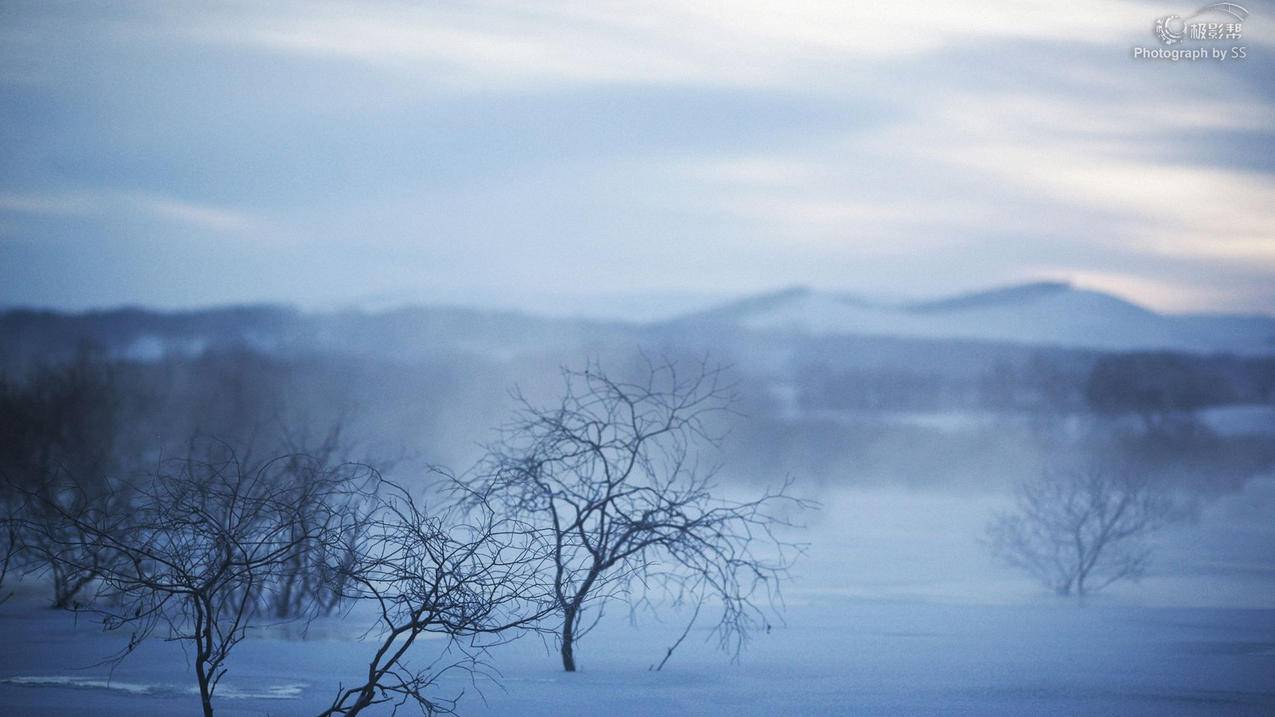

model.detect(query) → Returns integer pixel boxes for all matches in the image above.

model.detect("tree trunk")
[561,604,578,672]
[559,568,601,672]
[194,654,215,717]
[193,597,216,717]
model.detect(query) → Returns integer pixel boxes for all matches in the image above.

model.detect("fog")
[3,1,1275,715]
[2,301,1274,713]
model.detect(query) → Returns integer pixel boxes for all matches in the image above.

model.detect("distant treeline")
[799,352,1275,415]
[2,306,1273,496]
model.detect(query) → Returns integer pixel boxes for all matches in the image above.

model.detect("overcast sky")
[2,0,1273,316]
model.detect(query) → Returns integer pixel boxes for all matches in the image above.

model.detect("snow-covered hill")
[672,282,1275,353]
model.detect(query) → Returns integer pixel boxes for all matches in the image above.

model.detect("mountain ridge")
[3,282,1273,360]
[666,281,1275,353]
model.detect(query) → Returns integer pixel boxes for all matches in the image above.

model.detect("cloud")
[148,0,1182,91]
[0,191,98,216]
[132,195,252,232]
[669,62,1275,258]
[1,0,1272,312]
[0,190,258,234]
[917,93,1275,267]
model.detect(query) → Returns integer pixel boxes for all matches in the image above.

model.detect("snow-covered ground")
[3,480,1273,715]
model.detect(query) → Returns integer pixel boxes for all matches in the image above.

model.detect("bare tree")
[1085,353,1221,434]
[458,358,810,672]
[19,473,131,609]
[21,444,373,717]
[318,480,553,716]
[261,420,379,620]
[986,461,1178,597]
[0,497,20,606]
[26,445,552,717]
[0,353,125,608]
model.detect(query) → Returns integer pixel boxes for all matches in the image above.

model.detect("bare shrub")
[25,445,550,717]
[986,461,1178,597]
[20,444,373,717]
[0,353,124,607]
[0,497,19,605]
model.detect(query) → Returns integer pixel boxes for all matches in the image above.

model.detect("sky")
[1,0,1273,316]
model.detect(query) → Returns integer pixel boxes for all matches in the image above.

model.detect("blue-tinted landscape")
[2,2,1273,715]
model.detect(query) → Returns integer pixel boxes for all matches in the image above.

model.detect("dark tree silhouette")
[986,462,1177,597]
[0,497,19,605]
[318,480,553,716]
[0,352,125,607]
[20,444,374,717]
[259,420,381,620]
[1085,353,1228,433]
[24,444,551,717]
[458,358,810,672]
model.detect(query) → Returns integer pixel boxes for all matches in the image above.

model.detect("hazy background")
[3,0,1275,606]
[2,0,1274,315]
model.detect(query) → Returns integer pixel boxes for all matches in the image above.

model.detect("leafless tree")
[20,444,373,717]
[986,461,1178,597]
[25,444,553,717]
[458,358,810,672]
[0,353,125,607]
[318,480,554,716]
[18,473,132,609]
[0,497,20,606]
[261,420,381,620]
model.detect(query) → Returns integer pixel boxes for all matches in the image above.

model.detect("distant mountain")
[667,282,1275,353]
[4,282,1273,368]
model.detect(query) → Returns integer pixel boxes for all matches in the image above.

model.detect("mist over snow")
[2,0,1275,714]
